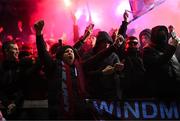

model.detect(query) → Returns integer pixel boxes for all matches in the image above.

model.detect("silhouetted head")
[94,31,113,52]
[151,25,168,47]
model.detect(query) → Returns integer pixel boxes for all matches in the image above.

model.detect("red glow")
[29,0,180,46]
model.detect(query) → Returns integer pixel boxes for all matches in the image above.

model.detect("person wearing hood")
[139,28,151,56]
[118,36,146,98]
[34,20,121,119]
[143,25,180,98]
[84,31,124,99]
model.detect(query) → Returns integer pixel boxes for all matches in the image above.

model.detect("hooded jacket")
[36,34,118,119]
[143,25,179,98]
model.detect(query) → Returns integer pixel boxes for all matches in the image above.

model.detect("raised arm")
[34,20,54,71]
[117,10,129,39]
[73,23,94,50]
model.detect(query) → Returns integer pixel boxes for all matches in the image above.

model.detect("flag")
[129,0,166,19]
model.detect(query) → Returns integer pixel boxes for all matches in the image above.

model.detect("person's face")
[126,40,138,50]
[98,41,110,51]
[140,35,150,47]
[86,35,97,48]
[63,48,75,65]
[168,26,174,33]
[89,35,97,48]
[6,44,19,61]
[125,40,139,55]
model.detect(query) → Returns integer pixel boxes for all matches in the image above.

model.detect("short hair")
[127,36,138,45]
[151,25,168,45]
[2,41,17,54]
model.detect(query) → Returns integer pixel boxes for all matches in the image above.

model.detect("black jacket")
[143,44,179,98]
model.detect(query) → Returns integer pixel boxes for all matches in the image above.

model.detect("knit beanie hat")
[56,45,78,59]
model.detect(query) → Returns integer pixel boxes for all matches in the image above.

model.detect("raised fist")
[169,37,179,47]
[34,20,44,35]
[114,34,125,48]
[85,23,94,34]
[123,10,129,22]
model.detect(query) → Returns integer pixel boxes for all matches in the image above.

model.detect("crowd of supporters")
[0,11,180,120]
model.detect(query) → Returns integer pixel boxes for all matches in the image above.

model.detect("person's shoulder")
[106,52,120,62]
[143,43,151,49]
[110,52,119,58]
[143,44,156,52]
[82,50,94,60]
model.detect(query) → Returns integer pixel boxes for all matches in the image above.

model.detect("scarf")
[61,60,86,118]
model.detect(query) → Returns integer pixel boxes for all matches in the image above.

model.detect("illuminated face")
[90,35,97,47]
[140,35,150,48]
[86,35,97,48]
[6,43,19,61]
[125,39,138,52]
[168,26,174,33]
[62,48,75,65]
